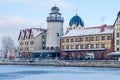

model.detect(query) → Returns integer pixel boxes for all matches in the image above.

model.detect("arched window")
[51,47,54,50]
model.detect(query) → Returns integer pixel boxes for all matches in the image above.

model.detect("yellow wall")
[61,34,112,50]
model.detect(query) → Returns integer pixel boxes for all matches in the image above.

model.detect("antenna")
[101,16,106,25]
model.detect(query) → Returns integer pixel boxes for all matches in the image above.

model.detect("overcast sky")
[0,0,120,48]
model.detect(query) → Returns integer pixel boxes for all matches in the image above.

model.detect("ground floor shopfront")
[61,48,113,60]
[19,52,33,60]
[19,50,60,60]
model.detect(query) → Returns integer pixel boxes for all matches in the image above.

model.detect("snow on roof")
[26,29,31,37]
[19,28,46,39]
[32,28,46,38]
[21,30,25,37]
[62,25,113,37]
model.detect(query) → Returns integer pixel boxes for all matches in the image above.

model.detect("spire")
[76,9,78,15]
[55,4,56,7]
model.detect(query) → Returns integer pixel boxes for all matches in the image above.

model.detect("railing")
[47,17,64,21]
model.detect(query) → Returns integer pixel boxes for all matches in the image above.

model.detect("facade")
[18,28,47,59]
[18,6,120,60]
[46,6,64,50]
[114,11,120,51]
[60,15,114,60]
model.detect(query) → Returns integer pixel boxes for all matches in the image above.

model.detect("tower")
[46,6,64,50]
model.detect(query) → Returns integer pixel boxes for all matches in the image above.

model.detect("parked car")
[85,52,94,60]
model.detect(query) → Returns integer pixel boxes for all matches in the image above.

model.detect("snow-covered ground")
[0,65,120,80]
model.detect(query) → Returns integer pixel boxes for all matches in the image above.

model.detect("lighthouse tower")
[46,6,64,50]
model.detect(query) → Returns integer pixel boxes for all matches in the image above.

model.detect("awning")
[108,52,120,56]
[33,50,59,54]
[63,48,105,52]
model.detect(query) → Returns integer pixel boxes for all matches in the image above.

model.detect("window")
[57,33,59,37]
[20,42,23,45]
[117,40,119,45]
[90,37,94,41]
[80,45,84,49]
[42,42,45,44]
[42,47,45,49]
[75,45,79,49]
[117,48,119,51]
[66,39,69,42]
[117,33,119,37]
[25,42,29,45]
[66,45,69,49]
[75,38,79,42]
[62,39,65,43]
[80,38,83,42]
[101,44,105,48]
[85,44,89,49]
[42,35,44,39]
[30,41,34,45]
[101,36,105,40]
[25,47,29,51]
[96,44,99,48]
[20,47,23,51]
[71,45,74,49]
[71,38,74,42]
[107,36,111,40]
[90,44,94,49]
[62,46,64,49]
[85,37,89,41]
[96,36,99,41]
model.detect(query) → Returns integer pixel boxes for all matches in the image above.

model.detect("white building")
[46,6,64,50]
[114,11,120,51]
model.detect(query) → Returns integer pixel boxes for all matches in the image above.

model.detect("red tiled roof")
[18,28,46,40]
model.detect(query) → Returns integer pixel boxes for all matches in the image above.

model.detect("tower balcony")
[47,17,64,22]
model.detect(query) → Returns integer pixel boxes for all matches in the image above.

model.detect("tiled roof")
[18,28,46,40]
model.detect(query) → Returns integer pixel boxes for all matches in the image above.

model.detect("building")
[18,6,64,60]
[18,28,47,60]
[18,6,120,60]
[114,11,120,51]
[60,14,114,60]
[46,6,64,50]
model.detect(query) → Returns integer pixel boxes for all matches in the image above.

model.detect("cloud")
[0,15,46,48]
[0,0,32,4]
[30,0,74,12]
[0,16,30,27]
[0,15,46,29]
[0,0,74,10]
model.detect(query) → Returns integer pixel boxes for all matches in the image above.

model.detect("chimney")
[101,26,105,32]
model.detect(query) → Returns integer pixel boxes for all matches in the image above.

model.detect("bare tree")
[1,36,15,58]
